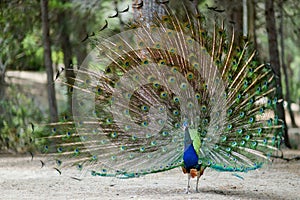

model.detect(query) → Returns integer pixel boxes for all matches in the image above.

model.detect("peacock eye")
[139,41,144,47]
[173,110,179,116]
[180,82,187,90]
[106,67,111,73]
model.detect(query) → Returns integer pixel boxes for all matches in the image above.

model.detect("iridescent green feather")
[39,2,282,179]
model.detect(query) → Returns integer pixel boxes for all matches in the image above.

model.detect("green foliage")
[21,33,44,70]
[0,86,43,153]
[0,0,41,71]
[0,0,127,73]
[49,0,73,9]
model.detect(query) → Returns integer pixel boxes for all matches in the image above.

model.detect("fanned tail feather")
[38,2,282,178]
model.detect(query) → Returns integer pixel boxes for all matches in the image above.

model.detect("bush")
[0,86,43,153]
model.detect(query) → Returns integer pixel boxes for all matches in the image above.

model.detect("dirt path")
[0,150,299,200]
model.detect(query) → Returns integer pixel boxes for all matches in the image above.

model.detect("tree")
[41,0,58,122]
[57,0,75,114]
[49,0,99,114]
[248,0,258,50]
[214,0,243,44]
[278,0,297,128]
[0,0,40,97]
[265,0,291,148]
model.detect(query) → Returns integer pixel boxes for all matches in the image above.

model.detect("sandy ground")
[0,150,299,200]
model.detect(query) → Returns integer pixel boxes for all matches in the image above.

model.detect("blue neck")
[183,127,199,170]
[184,127,192,150]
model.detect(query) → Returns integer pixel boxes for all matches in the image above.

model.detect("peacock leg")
[196,166,206,192]
[196,171,201,192]
[185,173,191,194]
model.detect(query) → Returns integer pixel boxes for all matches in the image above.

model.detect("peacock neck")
[184,127,192,151]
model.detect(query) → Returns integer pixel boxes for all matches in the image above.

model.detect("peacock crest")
[39,1,282,192]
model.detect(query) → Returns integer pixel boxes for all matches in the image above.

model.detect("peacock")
[39,1,282,193]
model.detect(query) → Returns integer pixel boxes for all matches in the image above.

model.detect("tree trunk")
[243,0,248,37]
[75,21,87,68]
[220,0,243,44]
[248,0,258,50]
[41,0,58,122]
[0,58,7,100]
[0,58,7,118]
[265,0,291,148]
[58,3,75,114]
[278,0,297,128]
[133,0,165,24]
[72,11,88,69]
